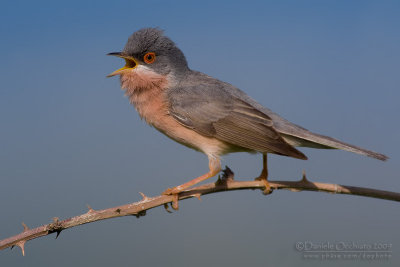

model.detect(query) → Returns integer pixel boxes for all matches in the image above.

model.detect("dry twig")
[1,168,399,256]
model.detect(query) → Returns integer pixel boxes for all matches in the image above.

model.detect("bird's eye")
[143,52,156,64]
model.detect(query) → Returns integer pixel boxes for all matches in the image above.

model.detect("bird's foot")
[162,165,220,210]
[162,185,184,195]
[255,171,272,195]
[162,186,183,210]
[255,178,272,195]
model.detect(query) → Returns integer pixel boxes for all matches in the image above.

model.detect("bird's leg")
[163,156,221,195]
[255,153,268,180]
[255,153,271,194]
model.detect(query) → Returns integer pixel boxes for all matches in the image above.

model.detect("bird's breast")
[120,70,229,157]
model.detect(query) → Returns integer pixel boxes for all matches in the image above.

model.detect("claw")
[162,187,182,211]
[135,210,147,218]
[163,203,173,213]
[171,194,179,210]
[162,188,180,210]
[255,175,272,195]
[259,179,272,195]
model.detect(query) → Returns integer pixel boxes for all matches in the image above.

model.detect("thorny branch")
[1,168,399,256]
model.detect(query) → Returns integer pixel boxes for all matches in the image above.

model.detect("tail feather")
[281,130,388,161]
[226,87,388,161]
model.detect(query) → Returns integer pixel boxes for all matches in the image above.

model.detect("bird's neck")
[120,66,168,93]
[120,68,170,124]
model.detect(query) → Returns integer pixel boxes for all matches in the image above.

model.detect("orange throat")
[119,66,169,125]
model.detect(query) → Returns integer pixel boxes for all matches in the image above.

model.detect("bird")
[107,28,387,195]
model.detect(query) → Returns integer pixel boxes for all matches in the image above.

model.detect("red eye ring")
[143,52,156,64]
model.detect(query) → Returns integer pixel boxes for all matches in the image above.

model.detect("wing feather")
[167,84,307,160]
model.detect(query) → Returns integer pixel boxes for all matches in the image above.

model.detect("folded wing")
[167,84,307,160]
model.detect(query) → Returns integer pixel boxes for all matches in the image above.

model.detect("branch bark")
[1,169,399,256]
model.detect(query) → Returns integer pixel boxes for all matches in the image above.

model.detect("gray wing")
[225,83,388,161]
[167,83,307,160]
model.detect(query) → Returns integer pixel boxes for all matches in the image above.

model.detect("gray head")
[107,28,189,78]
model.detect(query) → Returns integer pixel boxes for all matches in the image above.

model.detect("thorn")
[163,203,173,213]
[11,245,15,250]
[171,194,179,210]
[191,193,202,201]
[49,217,63,236]
[87,204,95,213]
[222,166,234,181]
[55,230,62,239]
[16,241,26,256]
[215,175,222,185]
[21,222,29,232]
[288,188,302,192]
[139,192,149,201]
[115,208,121,214]
[301,170,308,183]
[215,166,235,186]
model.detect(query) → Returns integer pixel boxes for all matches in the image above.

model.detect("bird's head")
[107,28,189,88]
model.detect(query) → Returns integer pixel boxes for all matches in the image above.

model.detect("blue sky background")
[1,0,399,266]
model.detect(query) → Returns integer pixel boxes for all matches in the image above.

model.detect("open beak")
[107,52,139,77]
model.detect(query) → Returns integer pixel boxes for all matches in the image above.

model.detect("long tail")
[268,114,388,161]
[282,130,388,161]
[228,87,388,161]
